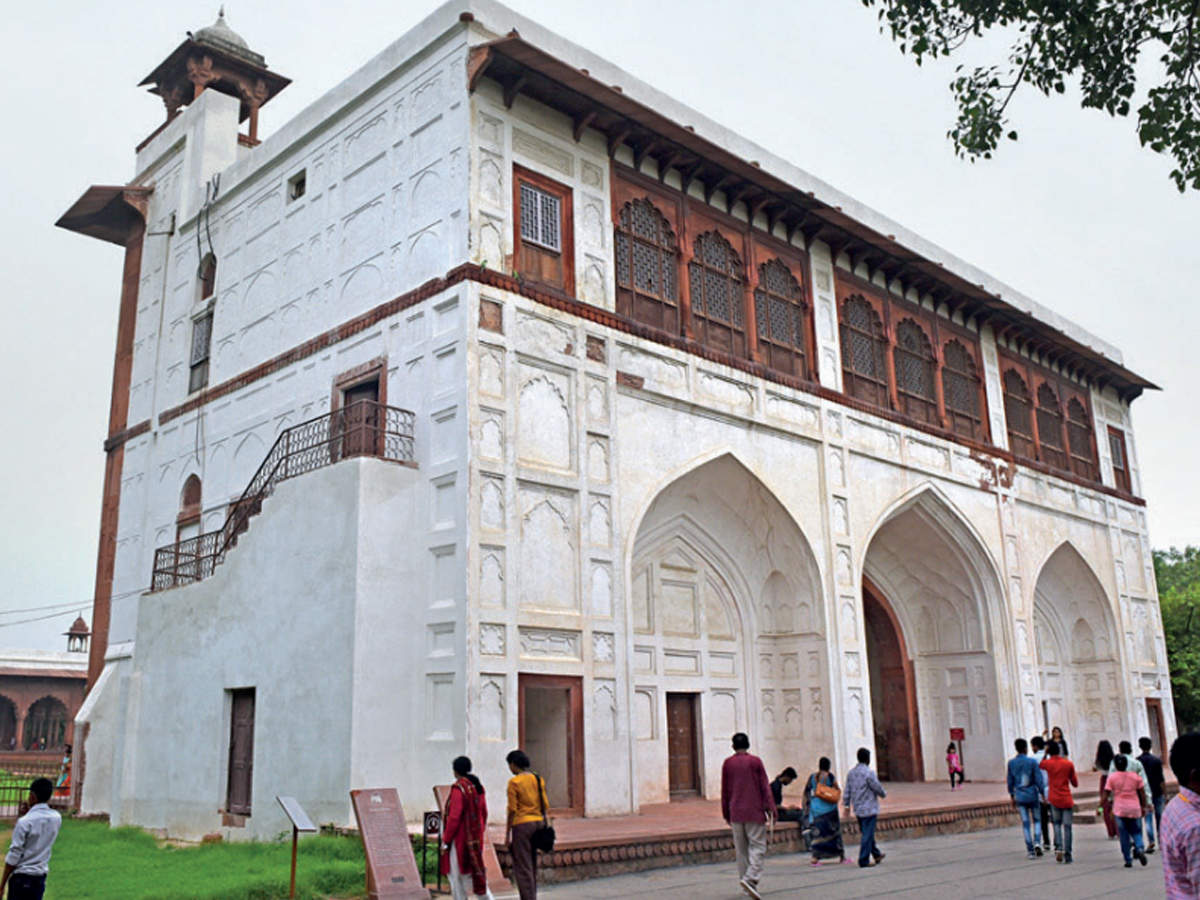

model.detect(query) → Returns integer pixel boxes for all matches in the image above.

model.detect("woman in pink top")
[946,742,964,791]
[1104,754,1150,868]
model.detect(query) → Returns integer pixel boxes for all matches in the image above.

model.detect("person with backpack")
[803,757,845,865]
[504,749,550,900]
[1007,738,1044,858]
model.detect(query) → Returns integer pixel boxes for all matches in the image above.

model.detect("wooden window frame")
[1066,396,1099,481]
[612,163,817,373]
[834,270,990,443]
[613,193,682,335]
[188,306,214,395]
[999,348,1102,485]
[941,338,985,441]
[517,673,585,817]
[1002,367,1037,459]
[753,256,811,380]
[838,290,892,409]
[893,317,940,426]
[1108,425,1132,493]
[687,226,749,358]
[513,165,574,295]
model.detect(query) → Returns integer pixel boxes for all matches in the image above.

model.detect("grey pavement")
[541,822,1167,899]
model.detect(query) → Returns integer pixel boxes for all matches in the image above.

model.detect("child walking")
[946,742,964,791]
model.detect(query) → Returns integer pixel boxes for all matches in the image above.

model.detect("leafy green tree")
[861,1,1200,191]
[1154,546,1200,731]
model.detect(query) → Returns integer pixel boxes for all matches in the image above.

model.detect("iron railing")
[0,760,67,818]
[151,400,415,591]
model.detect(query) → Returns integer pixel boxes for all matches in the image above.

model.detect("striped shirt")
[1162,786,1200,899]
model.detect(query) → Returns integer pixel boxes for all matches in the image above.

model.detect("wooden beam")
[681,161,706,194]
[658,151,683,182]
[725,183,752,213]
[466,47,494,93]
[502,73,527,109]
[704,173,734,204]
[633,138,660,171]
[747,195,770,223]
[572,110,597,143]
[606,125,631,158]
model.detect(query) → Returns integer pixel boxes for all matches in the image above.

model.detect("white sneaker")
[739,878,762,900]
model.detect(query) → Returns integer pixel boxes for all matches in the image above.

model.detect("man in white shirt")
[1031,735,1051,851]
[1,778,62,900]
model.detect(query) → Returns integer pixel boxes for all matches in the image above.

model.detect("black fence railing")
[151,400,415,591]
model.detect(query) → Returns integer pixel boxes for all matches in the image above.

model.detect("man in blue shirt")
[1007,738,1045,858]
[843,747,887,868]
[1,778,62,900]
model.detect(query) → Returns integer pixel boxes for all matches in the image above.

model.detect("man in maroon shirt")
[721,732,775,900]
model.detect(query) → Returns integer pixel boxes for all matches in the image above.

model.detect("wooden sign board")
[276,796,318,833]
[350,788,429,899]
[949,727,965,741]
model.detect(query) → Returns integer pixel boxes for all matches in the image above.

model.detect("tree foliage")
[862,1,1200,191]
[1154,546,1200,730]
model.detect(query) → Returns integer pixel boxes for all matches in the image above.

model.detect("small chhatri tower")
[138,8,290,143]
[63,616,91,654]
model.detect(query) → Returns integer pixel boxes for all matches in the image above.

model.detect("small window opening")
[189,311,213,394]
[287,170,307,202]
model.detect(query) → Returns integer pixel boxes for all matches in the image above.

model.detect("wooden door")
[340,379,380,458]
[226,689,256,816]
[518,674,584,816]
[666,693,700,797]
[1146,698,1168,756]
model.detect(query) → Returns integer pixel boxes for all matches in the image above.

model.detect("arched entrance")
[23,696,69,751]
[630,454,830,804]
[863,579,922,781]
[862,488,1008,780]
[1033,543,1125,756]
[0,696,16,750]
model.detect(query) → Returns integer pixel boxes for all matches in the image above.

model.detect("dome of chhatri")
[190,7,266,68]
[66,615,90,636]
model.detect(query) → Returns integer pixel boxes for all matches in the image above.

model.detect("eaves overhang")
[469,34,1158,400]
[55,185,152,246]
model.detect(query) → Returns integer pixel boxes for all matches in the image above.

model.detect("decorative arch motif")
[893,318,938,424]
[614,198,679,332]
[1002,369,1035,458]
[23,696,69,751]
[688,231,746,356]
[942,339,983,439]
[753,258,808,378]
[840,295,889,407]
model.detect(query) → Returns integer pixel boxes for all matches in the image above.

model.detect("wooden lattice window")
[1066,397,1097,480]
[840,295,890,407]
[1003,369,1035,459]
[189,310,213,394]
[1108,426,1132,493]
[754,258,809,378]
[893,318,938,424]
[615,198,679,333]
[688,231,747,356]
[514,167,573,293]
[942,339,983,440]
[1036,382,1068,470]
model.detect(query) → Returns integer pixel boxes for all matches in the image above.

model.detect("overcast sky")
[1,0,1196,651]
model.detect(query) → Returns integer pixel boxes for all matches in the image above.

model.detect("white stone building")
[60,2,1173,841]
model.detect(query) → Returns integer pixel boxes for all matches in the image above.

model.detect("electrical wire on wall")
[192,173,221,500]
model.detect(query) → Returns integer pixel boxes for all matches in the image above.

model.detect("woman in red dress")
[441,756,494,900]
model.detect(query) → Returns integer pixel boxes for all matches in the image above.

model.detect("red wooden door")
[226,689,256,815]
[518,674,585,816]
[666,694,699,797]
[1146,699,1167,756]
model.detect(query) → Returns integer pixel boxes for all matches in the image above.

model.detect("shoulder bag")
[812,772,841,804]
[531,773,556,853]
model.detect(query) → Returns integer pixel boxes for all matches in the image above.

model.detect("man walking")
[1162,733,1200,898]
[843,747,887,868]
[1031,735,1051,851]
[1007,738,1044,858]
[1039,739,1078,863]
[721,732,774,900]
[1,778,62,900]
[1138,736,1166,853]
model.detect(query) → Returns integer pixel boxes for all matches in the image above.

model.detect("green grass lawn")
[0,818,376,900]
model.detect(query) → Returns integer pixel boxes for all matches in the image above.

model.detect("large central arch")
[861,486,1009,780]
[628,454,830,804]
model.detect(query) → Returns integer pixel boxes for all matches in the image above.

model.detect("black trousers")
[8,873,47,900]
[1039,802,1051,846]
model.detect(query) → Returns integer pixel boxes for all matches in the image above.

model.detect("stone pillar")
[808,243,843,392]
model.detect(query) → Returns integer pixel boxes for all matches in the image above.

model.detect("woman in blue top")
[803,757,845,865]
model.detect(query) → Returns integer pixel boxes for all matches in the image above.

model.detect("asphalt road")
[541,821,1167,899]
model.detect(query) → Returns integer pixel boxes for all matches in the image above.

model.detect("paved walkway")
[540,822,1167,899]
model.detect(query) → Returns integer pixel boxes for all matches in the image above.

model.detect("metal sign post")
[277,795,318,899]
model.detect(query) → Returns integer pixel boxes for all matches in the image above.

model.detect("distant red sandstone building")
[0,617,89,754]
